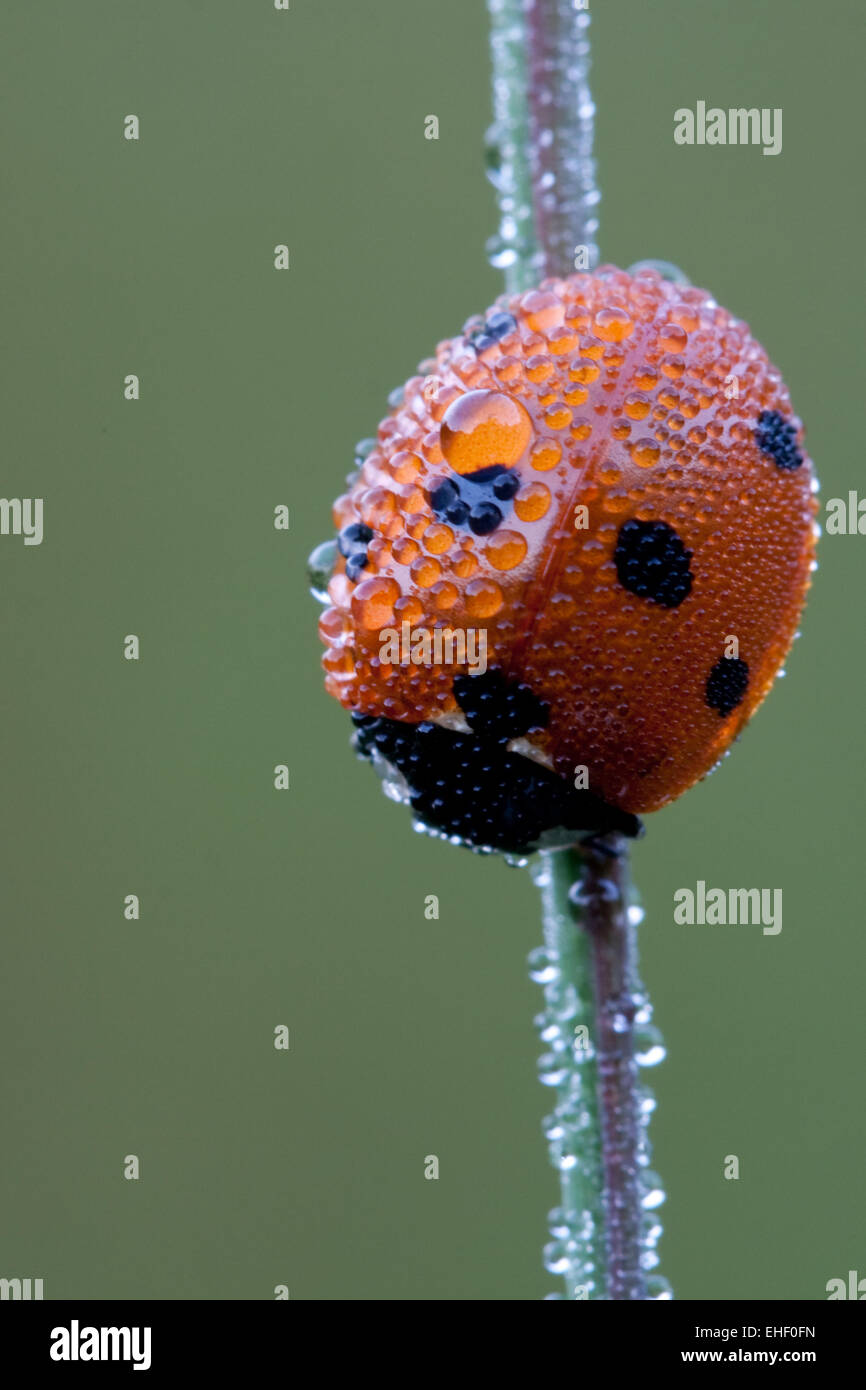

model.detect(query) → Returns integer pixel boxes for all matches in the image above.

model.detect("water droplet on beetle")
[307,539,337,604]
[353,437,376,466]
[627,258,691,286]
[440,389,533,475]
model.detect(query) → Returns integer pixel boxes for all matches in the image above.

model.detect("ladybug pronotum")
[316,266,817,854]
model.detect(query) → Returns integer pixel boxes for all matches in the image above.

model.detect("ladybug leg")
[579,816,644,858]
[579,831,624,859]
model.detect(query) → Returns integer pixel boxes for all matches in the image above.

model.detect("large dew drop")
[307,539,337,605]
[627,259,692,287]
[440,390,533,475]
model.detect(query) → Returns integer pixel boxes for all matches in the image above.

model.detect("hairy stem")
[533,841,663,1299]
[488,0,667,1300]
[486,0,599,291]
[525,0,599,278]
[531,848,606,1299]
[577,840,647,1298]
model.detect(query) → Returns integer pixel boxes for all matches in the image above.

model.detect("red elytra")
[319,266,817,814]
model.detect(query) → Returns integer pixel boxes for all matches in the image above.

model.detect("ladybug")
[315,266,817,854]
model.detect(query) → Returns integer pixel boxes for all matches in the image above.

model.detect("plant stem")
[486,0,599,292]
[488,0,667,1300]
[576,839,648,1299]
[533,842,660,1300]
[525,0,599,279]
[531,848,606,1298]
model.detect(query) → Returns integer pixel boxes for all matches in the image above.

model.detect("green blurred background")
[1,0,862,1300]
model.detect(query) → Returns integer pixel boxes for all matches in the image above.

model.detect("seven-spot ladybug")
[314,266,818,854]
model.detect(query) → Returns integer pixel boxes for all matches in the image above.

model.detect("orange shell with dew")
[319,266,817,815]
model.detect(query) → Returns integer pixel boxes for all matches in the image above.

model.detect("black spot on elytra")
[614,519,693,607]
[467,311,517,353]
[339,522,374,582]
[345,553,368,582]
[492,471,521,501]
[429,478,459,513]
[755,410,803,471]
[445,500,470,525]
[338,523,373,557]
[453,670,548,741]
[465,464,506,485]
[351,712,640,854]
[706,655,749,716]
[428,465,519,536]
[468,501,503,535]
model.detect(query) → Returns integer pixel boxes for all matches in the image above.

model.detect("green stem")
[488,0,668,1301]
[533,841,662,1299]
[486,0,539,293]
[531,847,606,1298]
[486,0,599,291]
